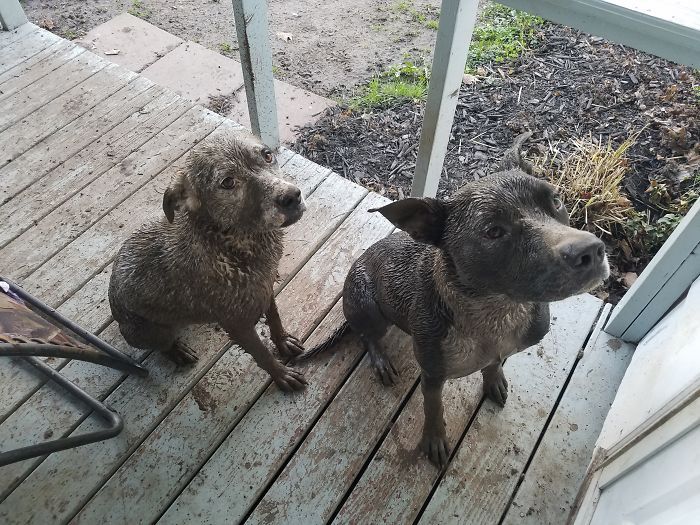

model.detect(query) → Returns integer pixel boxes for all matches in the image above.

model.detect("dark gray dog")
[109,134,308,392]
[302,141,609,465]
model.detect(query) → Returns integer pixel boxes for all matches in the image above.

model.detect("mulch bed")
[292,23,700,304]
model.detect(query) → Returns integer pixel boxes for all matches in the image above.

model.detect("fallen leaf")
[104,49,121,56]
[276,32,293,42]
[462,73,479,85]
[38,18,55,30]
[621,272,638,288]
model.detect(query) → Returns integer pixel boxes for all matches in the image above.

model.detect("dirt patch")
[293,23,700,303]
[21,0,444,96]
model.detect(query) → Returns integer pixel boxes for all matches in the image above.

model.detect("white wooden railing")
[0,0,27,31]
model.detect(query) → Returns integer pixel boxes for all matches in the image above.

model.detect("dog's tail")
[297,320,352,360]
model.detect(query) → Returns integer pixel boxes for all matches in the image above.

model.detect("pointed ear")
[163,175,200,223]
[370,197,446,245]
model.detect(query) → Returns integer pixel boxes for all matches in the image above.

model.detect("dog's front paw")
[483,372,509,407]
[420,431,450,468]
[271,365,308,392]
[275,334,305,358]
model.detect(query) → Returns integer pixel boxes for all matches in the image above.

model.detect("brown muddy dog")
[300,134,610,465]
[109,134,308,392]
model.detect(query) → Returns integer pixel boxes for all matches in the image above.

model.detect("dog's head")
[163,135,306,231]
[371,171,610,302]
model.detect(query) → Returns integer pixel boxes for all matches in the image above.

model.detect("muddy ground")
[21,0,444,96]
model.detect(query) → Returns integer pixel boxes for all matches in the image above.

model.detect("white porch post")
[0,0,27,31]
[411,0,479,198]
[231,0,280,149]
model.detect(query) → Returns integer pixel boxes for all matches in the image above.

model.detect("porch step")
[76,13,333,144]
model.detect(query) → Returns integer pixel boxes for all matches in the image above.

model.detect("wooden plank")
[502,0,700,69]
[0,137,324,505]
[0,20,35,45]
[410,0,479,198]
[16,107,222,302]
[72,179,368,524]
[231,0,280,148]
[501,306,634,525]
[0,76,166,205]
[278,173,367,286]
[0,0,27,31]
[0,25,59,74]
[333,377,482,524]
[244,333,417,525]
[0,64,138,169]
[0,40,79,97]
[606,199,700,341]
[418,294,603,524]
[622,244,700,342]
[0,173,370,524]
[0,98,199,277]
[0,49,108,132]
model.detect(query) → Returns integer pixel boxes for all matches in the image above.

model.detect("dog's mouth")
[280,201,306,228]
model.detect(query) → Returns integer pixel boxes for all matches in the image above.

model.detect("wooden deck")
[0,25,635,525]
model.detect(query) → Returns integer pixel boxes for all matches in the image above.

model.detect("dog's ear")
[163,175,200,223]
[370,198,446,245]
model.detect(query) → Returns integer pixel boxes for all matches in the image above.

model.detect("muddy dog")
[301,135,609,465]
[109,134,308,392]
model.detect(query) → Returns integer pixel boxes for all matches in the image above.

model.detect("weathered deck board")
[245,329,418,525]
[0,78,171,206]
[0,25,58,74]
[418,294,602,524]
[0,65,138,169]
[0,103,210,281]
[501,306,635,525]
[0,24,39,47]
[0,50,107,132]
[0,41,82,100]
[333,375,482,524]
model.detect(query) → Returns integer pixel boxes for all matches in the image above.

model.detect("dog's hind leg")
[117,316,194,365]
[343,265,398,386]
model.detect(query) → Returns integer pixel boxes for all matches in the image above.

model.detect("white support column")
[231,0,280,149]
[410,0,479,198]
[0,0,27,31]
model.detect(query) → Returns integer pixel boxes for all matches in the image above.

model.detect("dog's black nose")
[276,188,302,209]
[560,238,605,270]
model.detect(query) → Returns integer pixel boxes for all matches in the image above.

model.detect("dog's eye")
[220,177,235,189]
[553,196,563,210]
[262,148,274,164]
[485,226,505,239]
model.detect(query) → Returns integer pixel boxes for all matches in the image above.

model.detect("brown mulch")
[292,23,700,304]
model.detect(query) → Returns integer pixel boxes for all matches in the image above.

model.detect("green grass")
[219,42,234,55]
[392,0,440,31]
[348,59,429,110]
[128,0,151,19]
[467,3,543,70]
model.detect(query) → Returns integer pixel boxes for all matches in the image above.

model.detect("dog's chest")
[439,303,531,379]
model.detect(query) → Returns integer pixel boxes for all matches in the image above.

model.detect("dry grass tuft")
[535,133,638,236]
